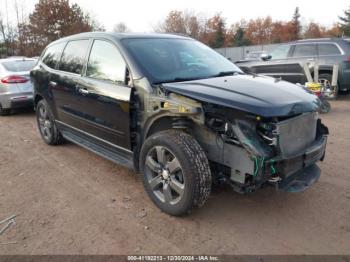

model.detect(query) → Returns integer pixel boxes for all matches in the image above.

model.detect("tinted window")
[59,40,90,74]
[293,44,317,57]
[87,40,126,84]
[42,42,66,69]
[2,60,36,72]
[318,44,341,55]
[269,45,290,59]
[122,38,242,84]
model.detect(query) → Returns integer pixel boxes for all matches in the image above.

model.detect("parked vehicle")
[31,32,328,216]
[235,51,267,63]
[0,57,37,115]
[237,38,350,93]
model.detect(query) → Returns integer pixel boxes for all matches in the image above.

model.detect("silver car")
[0,58,37,115]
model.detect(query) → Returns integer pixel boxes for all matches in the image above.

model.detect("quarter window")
[42,42,66,69]
[86,40,126,84]
[318,44,341,56]
[293,44,317,57]
[58,40,90,74]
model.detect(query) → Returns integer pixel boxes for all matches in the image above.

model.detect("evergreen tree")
[214,19,225,48]
[291,7,301,40]
[231,27,251,47]
[339,6,350,36]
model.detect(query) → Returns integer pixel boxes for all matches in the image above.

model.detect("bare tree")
[0,0,17,56]
[113,22,130,33]
[155,10,206,40]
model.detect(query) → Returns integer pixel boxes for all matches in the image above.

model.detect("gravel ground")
[0,97,349,255]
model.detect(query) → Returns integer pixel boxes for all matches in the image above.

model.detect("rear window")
[42,42,66,69]
[318,43,341,56]
[2,60,36,72]
[58,40,90,74]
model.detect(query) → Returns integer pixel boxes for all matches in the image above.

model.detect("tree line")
[0,0,103,57]
[155,7,350,48]
[1,0,350,57]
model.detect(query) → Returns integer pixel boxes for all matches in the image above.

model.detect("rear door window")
[2,60,36,72]
[42,42,66,69]
[86,40,126,84]
[318,43,341,56]
[293,44,317,57]
[59,40,90,74]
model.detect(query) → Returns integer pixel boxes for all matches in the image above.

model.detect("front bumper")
[271,135,327,192]
[278,164,320,192]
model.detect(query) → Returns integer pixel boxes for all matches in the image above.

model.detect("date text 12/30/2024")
[127,255,220,261]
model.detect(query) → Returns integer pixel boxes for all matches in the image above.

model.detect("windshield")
[122,38,242,84]
[2,60,37,72]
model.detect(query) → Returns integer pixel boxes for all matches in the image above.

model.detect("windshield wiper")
[212,71,238,77]
[153,71,242,85]
[153,77,204,84]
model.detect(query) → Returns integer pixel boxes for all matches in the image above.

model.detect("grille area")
[276,112,317,158]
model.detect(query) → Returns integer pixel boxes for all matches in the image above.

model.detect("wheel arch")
[133,114,198,173]
[34,93,44,109]
[143,115,195,142]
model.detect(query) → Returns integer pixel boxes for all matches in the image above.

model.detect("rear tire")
[318,73,337,98]
[36,99,64,145]
[140,130,212,216]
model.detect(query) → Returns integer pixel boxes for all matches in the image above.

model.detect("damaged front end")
[196,104,328,193]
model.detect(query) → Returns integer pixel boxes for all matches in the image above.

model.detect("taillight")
[346,56,350,62]
[1,75,28,84]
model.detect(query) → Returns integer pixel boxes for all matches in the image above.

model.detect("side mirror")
[261,53,272,61]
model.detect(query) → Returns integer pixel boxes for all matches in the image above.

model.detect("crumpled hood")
[162,74,319,117]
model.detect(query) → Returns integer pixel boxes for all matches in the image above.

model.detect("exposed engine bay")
[199,103,328,193]
[143,87,329,194]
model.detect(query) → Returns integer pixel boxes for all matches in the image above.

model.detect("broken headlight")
[257,121,278,147]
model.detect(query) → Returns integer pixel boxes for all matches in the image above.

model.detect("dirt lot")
[0,97,349,255]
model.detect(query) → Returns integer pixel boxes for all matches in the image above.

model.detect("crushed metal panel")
[223,145,254,184]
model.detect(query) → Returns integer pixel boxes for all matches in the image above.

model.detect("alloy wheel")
[144,146,185,205]
[38,105,53,141]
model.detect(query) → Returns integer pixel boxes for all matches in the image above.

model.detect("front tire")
[140,130,212,216]
[36,99,63,145]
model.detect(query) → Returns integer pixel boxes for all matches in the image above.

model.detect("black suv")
[237,38,350,92]
[31,32,328,216]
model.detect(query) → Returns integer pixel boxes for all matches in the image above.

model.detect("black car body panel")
[162,74,319,117]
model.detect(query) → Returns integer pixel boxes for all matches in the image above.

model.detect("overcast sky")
[1,0,349,31]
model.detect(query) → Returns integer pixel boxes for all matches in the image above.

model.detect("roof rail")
[296,38,332,42]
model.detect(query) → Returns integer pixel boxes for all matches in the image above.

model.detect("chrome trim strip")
[60,109,125,136]
[55,120,132,154]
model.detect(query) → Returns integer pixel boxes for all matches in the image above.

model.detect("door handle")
[78,87,89,95]
[307,58,315,61]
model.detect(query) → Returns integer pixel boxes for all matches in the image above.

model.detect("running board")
[61,130,135,170]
